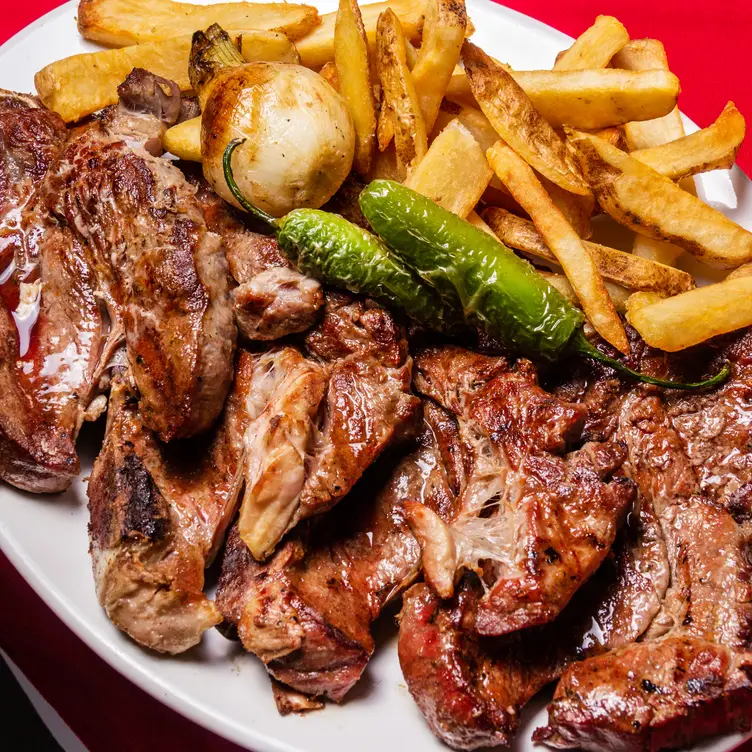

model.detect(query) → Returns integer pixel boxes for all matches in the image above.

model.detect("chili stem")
[223,139,279,231]
[571,330,730,390]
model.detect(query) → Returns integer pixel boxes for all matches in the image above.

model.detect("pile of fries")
[37,0,752,354]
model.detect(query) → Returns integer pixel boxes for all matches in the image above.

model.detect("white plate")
[1,2,751,751]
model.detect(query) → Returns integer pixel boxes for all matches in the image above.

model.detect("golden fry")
[163,117,201,161]
[462,42,590,197]
[335,0,377,175]
[568,129,752,269]
[405,119,492,217]
[538,175,594,239]
[410,0,467,133]
[624,291,665,317]
[319,61,340,90]
[627,277,752,351]
[727,262,752,281]
[483,206,695,295]
[78,0,320,46]
[554,15,629,71]
[542,272,630,313]
[376,8,428,176]
[486,141,627,353]
[631,102,745,180]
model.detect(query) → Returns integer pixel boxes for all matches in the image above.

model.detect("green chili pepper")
[223,140,463,333]
[359,179,730,391]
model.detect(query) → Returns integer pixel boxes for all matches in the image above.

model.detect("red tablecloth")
[1,2,752,750]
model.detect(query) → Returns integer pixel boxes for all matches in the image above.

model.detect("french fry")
[446,68,679,129]
[554,15,629,71]
[410,0,467,133]
[542,272,630,313]
[35,29,297,122]
[296,0,425,70]
[483,206,695,296]
[78,0,320,46]
[319,61,340,90]
[538,175,594,239]
[610,38,691,265]
[462,42,590,197]
[376,8,427,176]
[377,37,419,151]
[467,210,496,236]
[366,143,402,181]
[405,119,492,217]
[567,129,752,269]
[627,276,752,351]
[727,262,752,281]
[624,291,665,317]
[631,102,745,181]
[335,0,377,175]
[486,141,628,353]
[163,117,201,161]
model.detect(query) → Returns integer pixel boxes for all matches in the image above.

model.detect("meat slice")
[88,352,253,653]
[0,92,107,492]
[408,345,634,635]
[235,293,420,560]
[192,176,323,341]
[537,333,752,751]
[46,99,235,441]
[216,399,461,701]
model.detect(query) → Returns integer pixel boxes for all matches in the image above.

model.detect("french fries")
[483,206,695,296]
[486,141,628,353]
[624,291,665,317]
[554,15,629,71]
[538,175,594,239]
[568,129,752,269]
[462,42,590,197]
[376,8,427,177]
[319,61,340,90]
[35,29,297,122]
[627,276,752,351]
[631,102,745,180]
[296,0,425,70]
[410,0,467,134]
[405,119,492,217]
[542,272,630,313]
[335,0,377,175]
[163,117,201,161]
[78,0,320,46]
[727,263,752,281]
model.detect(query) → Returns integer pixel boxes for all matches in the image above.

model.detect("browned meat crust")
[46,112,235,441]
[88,352,253,653]
[0,92,106,492]
[216,399,460,701]
[409,345,634,635]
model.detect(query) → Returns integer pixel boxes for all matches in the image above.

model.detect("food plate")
[1,1,751,750]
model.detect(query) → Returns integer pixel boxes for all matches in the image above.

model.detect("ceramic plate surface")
[1,2,751,750]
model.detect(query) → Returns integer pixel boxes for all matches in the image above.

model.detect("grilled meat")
[88,352,254,653]
[0,91,106,492]
[45,85,235,441]
[537,332,752,750]
[408,345,634,635]
[234,293,419,560]
[193,176,323,341]
[216,399,461,701]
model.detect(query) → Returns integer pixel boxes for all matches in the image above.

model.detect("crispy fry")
[77,0,320,46]
[377,37,419,150]
[319,61,340,90]
[410,0,467,133]
[567,129,752,269]
[727,262,752,281]
[335,0,377,175]
[366,143,402,181]
[483,206,695,295]
[467,210,496,236]
[447,68,679,129]
[554,15,629,71]
[163,117,201,161]
[627,276,752,351]
[376,8,428,177]
[35,29,296,122]
[296,0,425,70]
[538,175,594,239]
[631,102,745,180]
[405,119,492,217]
[462,42,590,197]
[542,272,630,313]
[624,290,665,317]
[486,141,627,353]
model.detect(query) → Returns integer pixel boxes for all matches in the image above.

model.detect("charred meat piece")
[193,177,323,341]
[46,90,235,441]
[88,352,254,653]
[0,92,107,492]
[235,293,419,560]
[409,345,634,635]
[216,400,462,701]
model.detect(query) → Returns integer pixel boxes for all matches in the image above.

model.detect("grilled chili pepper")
[359,179,729,391]
[223,139,463,332]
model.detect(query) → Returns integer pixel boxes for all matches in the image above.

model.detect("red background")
[1,1,751,750]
